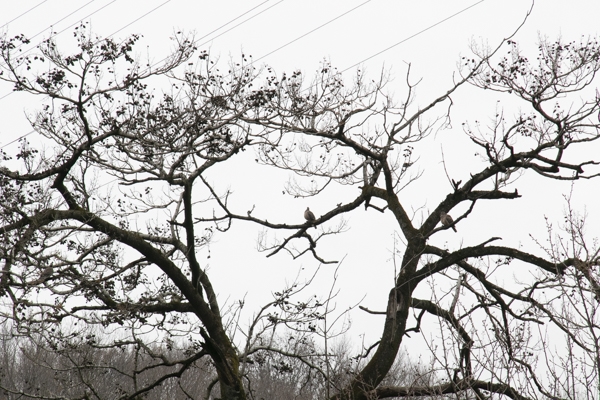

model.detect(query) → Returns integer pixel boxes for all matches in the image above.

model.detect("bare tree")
[212,26,600,400]
[0,25,287,400]
[0,25,368,400]
[1,14,600,400]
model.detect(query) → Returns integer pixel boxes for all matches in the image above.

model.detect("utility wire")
[185,0,272,46]
[96,0,280,75]
[251,0,371,66]
[76,1,284,191]
[0,0,114,103]
[0,0,490,200]
[1,0,97,56]
[0,131,32,150]
[0,0,485,150]
[128,0,284,82]
[0,0,50,30]
[0,0,277,84]
[0,0,281,149]
[341,0,486,73]
[106,0,171,39]
[0,0,116,146]
[0,0,183,108]
[193,1,285,50]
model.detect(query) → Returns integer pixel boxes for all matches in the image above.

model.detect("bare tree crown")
[0,20,599,400]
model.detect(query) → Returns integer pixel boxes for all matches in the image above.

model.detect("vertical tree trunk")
[201,329,247,400]
[332,242,423,400]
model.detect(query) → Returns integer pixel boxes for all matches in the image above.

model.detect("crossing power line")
[0,0,488,150]
[0,0,50,30]
[0,0,284,149]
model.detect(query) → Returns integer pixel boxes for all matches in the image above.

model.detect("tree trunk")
[201,329,247,400]
[332,243,422,400]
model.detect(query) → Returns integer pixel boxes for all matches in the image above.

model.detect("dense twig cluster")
[1,17,600,400]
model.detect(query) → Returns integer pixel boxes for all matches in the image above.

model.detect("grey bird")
[304,207,316,226]
[38,266,54,280]
[30,266,54,285]
[440,211,457,232]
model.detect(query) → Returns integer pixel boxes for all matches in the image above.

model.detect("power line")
[0,0,176,147]
[186,0,371,91]
[340,0,486,74]
[101,0,281,74]
[251,0,372,66]
[0,0,50,30]
[1,0,97,56]
[180,0,272,45]
[134,1,285,81]
[63,1,285,191]
[0,130,34,149]
[141,0,279,69]
[194,1,284,49]
[0,1,117,148]
[0,0,114,103]
[133,1,285,83]
[0,1,282,150]
[106,0,172,39]
[0,0,190,105]
[0,1,486,151]
[0,0,280,104]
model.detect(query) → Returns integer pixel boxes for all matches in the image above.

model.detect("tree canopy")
[1,21,600,400]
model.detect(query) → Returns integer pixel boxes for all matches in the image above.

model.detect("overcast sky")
[1,0,599,351]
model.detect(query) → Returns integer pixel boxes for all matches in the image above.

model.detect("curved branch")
[373,379,532,400]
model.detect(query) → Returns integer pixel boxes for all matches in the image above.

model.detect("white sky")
[1,0,599,357]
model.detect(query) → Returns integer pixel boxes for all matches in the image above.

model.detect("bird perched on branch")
[304,207,316,226]
[29,266,54,285]
[440,211,457,232]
